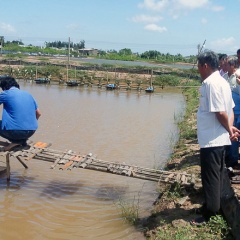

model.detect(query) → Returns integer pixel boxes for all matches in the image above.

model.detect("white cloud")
[209,37,238,54]
[177,0,209,9]
[138,0,223,14]
[210,5,224,12]
[0,22,15,33]
[136,0,224,39]
[138,0,168,11]
[211,37,235,47]
[144,23,167,32]
[132,14,163,23]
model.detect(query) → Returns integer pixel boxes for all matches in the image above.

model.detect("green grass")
[115,187,145,225]
[148,215,233,240]
[115,195,140,224]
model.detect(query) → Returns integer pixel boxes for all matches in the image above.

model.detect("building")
[78,48,98,56]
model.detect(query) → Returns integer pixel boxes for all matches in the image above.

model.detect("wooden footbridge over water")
[1,141,240,238]
[0,141,196,187]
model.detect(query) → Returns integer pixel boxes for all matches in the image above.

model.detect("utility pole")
[198,40,206,55]
[68,37,70,65]
[67,37,70,82]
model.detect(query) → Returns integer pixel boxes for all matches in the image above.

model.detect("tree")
[140,50,161,59]
[0,36,4,47]
[79,40,85,49]
[45,40,75,49]
[108,49,118,54]
[11,40,23,45]
[119,48,132,56]
[98,50,106,56]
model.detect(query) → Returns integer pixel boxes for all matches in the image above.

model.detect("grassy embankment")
[143,86,234,240]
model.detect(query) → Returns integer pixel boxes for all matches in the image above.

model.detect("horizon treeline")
[1,38,201,63]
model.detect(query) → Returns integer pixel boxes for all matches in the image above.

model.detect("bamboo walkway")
[1,141,240,238]
[0,141,196,187]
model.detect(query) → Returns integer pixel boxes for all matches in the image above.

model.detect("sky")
[0,0,240,56]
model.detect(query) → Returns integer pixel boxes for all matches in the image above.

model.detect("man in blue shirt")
[0,76,41,145]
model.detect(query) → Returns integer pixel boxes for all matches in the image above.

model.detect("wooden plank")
[121,166,133,176]
[68,155,85,170]
[0,141,11,147]
[50,150,72,169]
[59,160,74,170]
[86,165,108,172]
[11,150,28,157]
[79,158,93,168]
[59,154,84,170]
[34,142,51,148]
[34,155,56,162]
[3,143,21,152]
[16,156,28,169]
[22,147,44,161]
[107,164,113,172]
[164,173,175,182]
[6,152,10,181]
[34,154,56,161]
[58,151,74,165]
[74,154,90,168]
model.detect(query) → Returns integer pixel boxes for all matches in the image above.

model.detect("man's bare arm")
[215,111,240,141]
[36,109,41,120]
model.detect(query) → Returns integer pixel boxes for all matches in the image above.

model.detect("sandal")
[231,175,240,184]
[233,164,240,170]
[190,216,206,226]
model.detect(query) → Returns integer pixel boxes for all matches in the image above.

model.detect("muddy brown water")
[0,82,185,240]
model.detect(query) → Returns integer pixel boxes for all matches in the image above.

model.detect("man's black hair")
[218,53,227,61]
[197,51,219,70]
[0,76,20,90]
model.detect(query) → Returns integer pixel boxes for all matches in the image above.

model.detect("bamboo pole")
[6,152,10,181]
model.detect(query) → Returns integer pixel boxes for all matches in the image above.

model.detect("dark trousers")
[200,146,225,220]
[0,120,35,143]
[0,129,35,143]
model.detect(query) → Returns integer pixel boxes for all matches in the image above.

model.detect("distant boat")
[145,86,154,93]
[145,69,154,93]
[106,83,116,90]
[34,78,50,84]
[66,80,78,86]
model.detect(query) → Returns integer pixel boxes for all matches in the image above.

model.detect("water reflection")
[95,184,128,201]
[40,180,84,199]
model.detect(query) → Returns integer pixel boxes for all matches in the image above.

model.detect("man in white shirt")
[193,51,240,224]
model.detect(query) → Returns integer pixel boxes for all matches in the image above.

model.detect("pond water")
[71,57,194,69]
[0,83,185,240]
